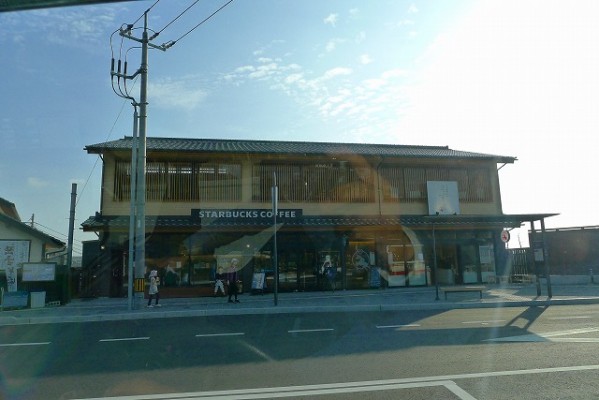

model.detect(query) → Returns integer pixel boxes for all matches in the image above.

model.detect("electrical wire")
[75,84,137,211]
[132,0,161,27]
[152,0,201,39]
[31,222,84,254]
[167,0,235,47]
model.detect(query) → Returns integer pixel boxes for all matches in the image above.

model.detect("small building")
[81,137,555,297]
[0,197,66,292]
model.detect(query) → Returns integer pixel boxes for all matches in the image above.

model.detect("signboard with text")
[22,262,56,282]
[192,208,302,223]
[0,240,30,292]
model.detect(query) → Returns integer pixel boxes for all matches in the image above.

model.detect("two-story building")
[81,137,555,297]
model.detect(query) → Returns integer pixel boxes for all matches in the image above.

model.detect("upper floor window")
[253,162,374,203]
[114,160,241,202]
[380,165,492,203]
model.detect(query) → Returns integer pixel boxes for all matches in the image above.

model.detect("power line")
[151,0,201,40]
[162,0,235,49]
[132,0,161,26]
[32,221,84,247]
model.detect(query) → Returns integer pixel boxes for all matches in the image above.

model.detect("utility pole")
[134,13,149,308]
[66,183,77,303]
[272,172,278,306]
[111,10,167,309]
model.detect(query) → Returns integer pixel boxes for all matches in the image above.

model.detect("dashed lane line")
[99,337,150,342]
[288,328,334,334]
[376,324,421,328]
[195,332,245,338]
[0,342,51,347]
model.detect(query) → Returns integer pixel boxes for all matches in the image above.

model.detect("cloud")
[355,31,366,44]
[382,69,408,79]
[408,4,418,14]
[28,177,50,189]
[248,63,279,80]
[363,79,386,90]
[322,67,352,80]
[359,54,373,65]
[397,19,415,27]
[324,13,338,27]
[0,6,121,49]
[223,54,409,134]
[148,77,207,111]
[325,38,345,52]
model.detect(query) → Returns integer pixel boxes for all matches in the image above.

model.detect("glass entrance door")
[459,244,479,284]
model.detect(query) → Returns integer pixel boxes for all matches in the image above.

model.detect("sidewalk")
[1,284,599,326]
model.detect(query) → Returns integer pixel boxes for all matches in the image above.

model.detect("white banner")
[0,241,30,292]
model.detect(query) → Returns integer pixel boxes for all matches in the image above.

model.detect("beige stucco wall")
[0,223,48,262]
[98,154,505,217]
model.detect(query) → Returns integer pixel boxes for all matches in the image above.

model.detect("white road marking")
[485,327,599,342]
[71,364,599,400]
[445,380,479,400]
[548,316,591,320]
[99,337,150,342]
[462,320,506,325]
[0,342,50,347]
[288,328,334,333]
[550,338,599,343]
[240,342,275,362]
[195,332,245,338]
[376,324,421,328]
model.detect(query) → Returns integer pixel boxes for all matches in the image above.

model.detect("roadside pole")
[133,13,149,308]
[272,172,279,306]
[112,11,167,309]
[66,183,77,303]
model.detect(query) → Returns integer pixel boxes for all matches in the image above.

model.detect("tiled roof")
[81,213,556,231]
[84,137,517,163]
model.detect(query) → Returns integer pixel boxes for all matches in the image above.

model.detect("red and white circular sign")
[500,230,510,243]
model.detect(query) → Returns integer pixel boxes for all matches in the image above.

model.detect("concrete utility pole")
[127,108,139,311]
[134,13,149,308]
[112,10,166,309]
[67,183,77,270]
[66,183,77,303]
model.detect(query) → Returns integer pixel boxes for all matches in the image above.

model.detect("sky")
[2,0,599,255]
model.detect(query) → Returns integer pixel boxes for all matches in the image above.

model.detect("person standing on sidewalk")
[214,266,226,297]
[227,259,240,303]
[147,269,161,308]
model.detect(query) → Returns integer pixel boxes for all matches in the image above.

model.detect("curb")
[2,296,599,326]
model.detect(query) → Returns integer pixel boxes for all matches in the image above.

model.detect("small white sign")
[427,181,460,215]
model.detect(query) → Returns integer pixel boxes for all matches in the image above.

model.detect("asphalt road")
[2,305,599,399]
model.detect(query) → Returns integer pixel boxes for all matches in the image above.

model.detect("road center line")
[195,332,245,338]
[0,342,50,347]
[288,328,334,333]
[99,337,150,342]
[376,324,421,329]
